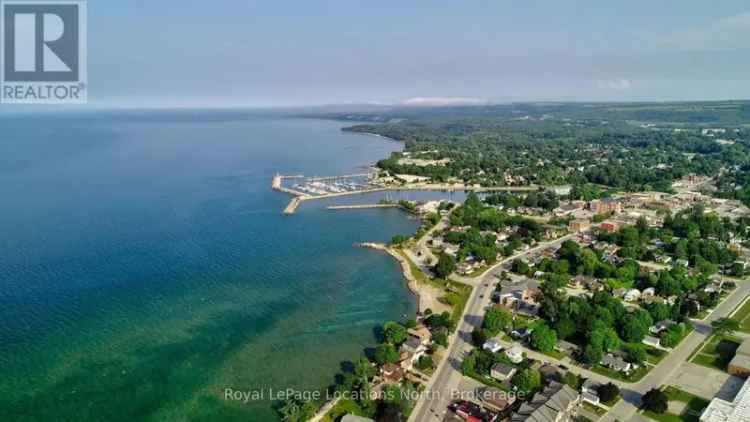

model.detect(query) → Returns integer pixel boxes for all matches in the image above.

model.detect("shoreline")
[357,242,424,313]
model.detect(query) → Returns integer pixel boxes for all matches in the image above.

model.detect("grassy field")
[642,386,709,422]
[730,297,750,333]
[321,399,369,422]
[592,364,649,383]
[690,335,742,371]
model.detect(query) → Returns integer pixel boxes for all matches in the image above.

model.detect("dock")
[327,204,401,210]
[283,197,303,214]
[271,172,541,215]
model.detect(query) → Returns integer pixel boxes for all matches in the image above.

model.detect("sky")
[81,1,750,107]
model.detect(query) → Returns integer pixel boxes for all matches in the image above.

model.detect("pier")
[327,204,401,210]
[271,172,541,215]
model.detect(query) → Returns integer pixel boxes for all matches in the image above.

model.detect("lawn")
[731,297,750,333]
[646,347,667,365]
[690,335,742,372]
[321,399,370,422]
[582,401,607,416]
[642,386,709,422]
[591,364,649,383]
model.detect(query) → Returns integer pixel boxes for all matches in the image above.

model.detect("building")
[510,381,581,422]
[568,219,591,232]
[407,326,432,345]
[498,279,541,315]
[342,415,375,422]
[701,377,750,421]
[506,345,524,364]
[590,198,622,215]
[491,363,517,381]
[643,335,662,348]
[601,354,632,373]
[380,363,404,384]
[729,339,750,379]
[483,338,503,353]
[479,387,517,412]
[599,221,620,233]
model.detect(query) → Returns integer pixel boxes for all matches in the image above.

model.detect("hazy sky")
[86,0,750,107]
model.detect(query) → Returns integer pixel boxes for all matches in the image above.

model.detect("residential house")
[568,219,591,233]
[511,327,534,341]
[407,326,432,346]
[510,381,581,422]
[581,379,602,405]
[650,320,676,335]
[643,335,662,349]
[483,338,503,353]
[601,354,632,373]
[623,288,642,302]
[491,363,517,381]
[342,415,375,422]
[479,387,516,412]
[498,279,541,316]
[599,221,620,233]
[506,346,524,364]
[380,363,404,384]
[642,287,656,299]
[399,336,427,368]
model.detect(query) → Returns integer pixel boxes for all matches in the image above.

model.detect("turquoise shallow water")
[0,111,434,421]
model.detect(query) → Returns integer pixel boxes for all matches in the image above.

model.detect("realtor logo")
[1,0,86,103]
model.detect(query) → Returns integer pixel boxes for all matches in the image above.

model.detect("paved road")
[409,242,750,422]
[600,281,750,422]
[409,235,574,422]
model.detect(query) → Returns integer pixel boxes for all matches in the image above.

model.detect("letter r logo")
[3,2,80,81]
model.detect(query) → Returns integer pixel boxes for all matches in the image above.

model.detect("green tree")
[530,324,558,353]
[383,322,407,345]
[598,383,620,404]
[512,369,542,395]
[624,344,648,365]
[374,343,399,365]
[482,307,513,335]
[434,253,456,278]
[641,389,668,414]
[712,318,740,337]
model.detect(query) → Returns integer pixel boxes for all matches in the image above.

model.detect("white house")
[506,345,524,364]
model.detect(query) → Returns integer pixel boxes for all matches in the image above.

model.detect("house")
[407,326,432,345]
[581,379,602,405]
[701,377,750,421]
[491,363,517,381]
[676,259,690,268]
[506,345,524,364]
[650,320,676,335]
[623,288,642,302]
[380,363,404,384]
[342,415,375,422]
[642,287,656,298]
[511,327,534,341]
[655,255,673,265]
[728,339,750,379]
[399,336,427,368]
[568,219,591,232]
[590,198,622,214]
[643,335,662,348]
[599,221,620,233]
[510,381,581,422]
[483,338,503,353]
[601,354,632,373]
[538,364,564,382]
[498,279,541,315]
[479,387,516,412]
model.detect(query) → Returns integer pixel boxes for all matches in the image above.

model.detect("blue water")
[0,111,434,421]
